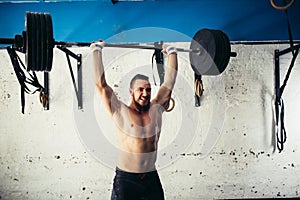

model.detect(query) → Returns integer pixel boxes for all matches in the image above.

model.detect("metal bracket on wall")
[43,72,49,110]
[57,46,83,110]
[274,44,300,152]
[153,41,164,86]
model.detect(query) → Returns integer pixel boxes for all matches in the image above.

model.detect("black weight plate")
[207,29,229,75]
[40,13,47,71]
[189,28,216,75]
[209,30,223,75]
[214,30,228,74]
[31,12,37,71]
[35,13,42,71]
[22,30,26,54]
[219,30,231,73]
[45,13,54,72]
[25,12,33,71]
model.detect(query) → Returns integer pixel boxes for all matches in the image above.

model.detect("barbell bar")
[0,12,237,75]
[56,41,201,53]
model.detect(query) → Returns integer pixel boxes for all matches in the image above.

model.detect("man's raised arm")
[153,45,178,109]
[90,41,121,116]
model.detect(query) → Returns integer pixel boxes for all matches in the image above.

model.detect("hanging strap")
[151,48,165,86]
[151,52,158,86]
[6,47,45,113]
[273,96,287,152]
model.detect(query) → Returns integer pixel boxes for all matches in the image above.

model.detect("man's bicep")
[154,86,172,107]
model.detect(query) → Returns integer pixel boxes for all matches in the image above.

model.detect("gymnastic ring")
[39,90,49,108]
[166,97,175,112]
[194,79,204,97]
[270,0,294,10]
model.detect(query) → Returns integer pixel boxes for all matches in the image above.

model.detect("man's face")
[130,79,151,111]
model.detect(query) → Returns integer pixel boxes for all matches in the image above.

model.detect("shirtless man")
[90,41,178,200]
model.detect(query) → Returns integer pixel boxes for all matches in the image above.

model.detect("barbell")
[0,12,236,75]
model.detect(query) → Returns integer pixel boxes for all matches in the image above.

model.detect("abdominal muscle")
[117,131,159,172]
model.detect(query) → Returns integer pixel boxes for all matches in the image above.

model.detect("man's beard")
[134,99,150,112]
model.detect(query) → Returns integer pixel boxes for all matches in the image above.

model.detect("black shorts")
[111,167,164,200]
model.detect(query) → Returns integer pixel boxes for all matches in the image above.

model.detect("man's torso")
[112,103,163,172]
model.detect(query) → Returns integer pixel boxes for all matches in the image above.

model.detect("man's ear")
[129,88,133,95]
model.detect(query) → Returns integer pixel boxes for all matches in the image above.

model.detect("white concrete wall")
[0,43,300,199]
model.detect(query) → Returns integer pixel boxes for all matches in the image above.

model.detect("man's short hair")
[130,74,149,88]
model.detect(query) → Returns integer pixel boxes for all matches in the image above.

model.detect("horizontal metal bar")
[57,45,81,60]
[55,41,162,49]
[231,40,300,45]
[4,38,300,47]
[55,41,202,53]
[2,39,237,56]
[277,44,300,57]
[230,52,237,57]
[5,37,295,55]
[104,43,202,53]
[107,43,160,50]
[106,43,201,53]
[2,38,235,55]
[0,38,15,44]
[55,41,90,47]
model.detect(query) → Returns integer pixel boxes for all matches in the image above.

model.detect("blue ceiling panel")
[0,0,299,43]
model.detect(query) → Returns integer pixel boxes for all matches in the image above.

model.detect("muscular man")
[90,41,178,200]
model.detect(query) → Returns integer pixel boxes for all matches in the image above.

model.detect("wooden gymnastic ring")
[39,90,49,108]
[270,0,294,10]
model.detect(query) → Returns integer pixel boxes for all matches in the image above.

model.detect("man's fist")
[162,44,177,55]
[90,40,105,52]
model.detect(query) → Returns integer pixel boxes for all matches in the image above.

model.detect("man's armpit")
[110,92,122,114]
